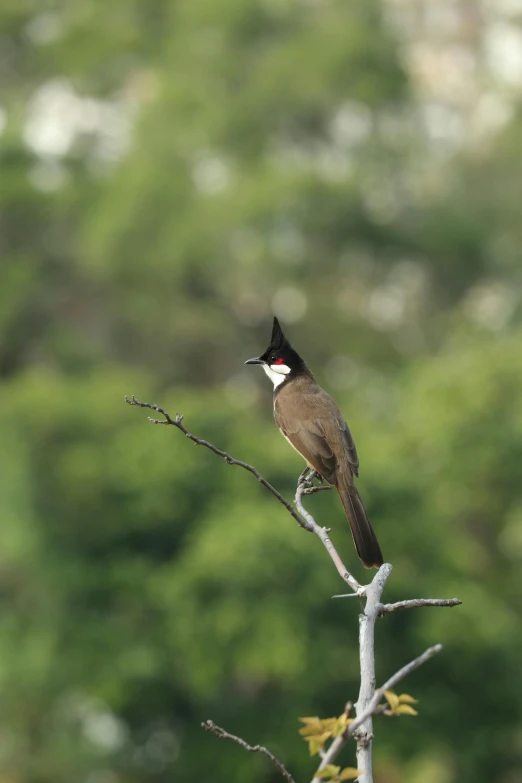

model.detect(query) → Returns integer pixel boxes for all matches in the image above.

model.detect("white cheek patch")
[270,363,291,375]
[262,363,291,388]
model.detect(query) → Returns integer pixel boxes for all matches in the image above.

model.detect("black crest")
[269,317,289,352]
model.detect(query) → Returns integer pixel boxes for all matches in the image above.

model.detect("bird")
[245,317,383,568]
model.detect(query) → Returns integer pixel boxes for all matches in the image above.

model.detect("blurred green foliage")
[1,1,522,782]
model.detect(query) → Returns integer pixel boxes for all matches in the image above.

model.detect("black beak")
[244,357,265,365]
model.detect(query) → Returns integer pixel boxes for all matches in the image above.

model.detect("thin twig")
[295,473,363,594]
[202,720,296,783]
[125,396,309,530]
[378,598,462,615]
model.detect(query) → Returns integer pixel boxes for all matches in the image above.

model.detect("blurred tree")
[0,0,522,782]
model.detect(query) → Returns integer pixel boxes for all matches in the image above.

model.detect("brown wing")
[337,414,359,477]
[274,387,359,484]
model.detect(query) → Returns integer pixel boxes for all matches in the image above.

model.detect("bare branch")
[202,720,296,783]
[295,472,363,594]
[126,396,363,595]
[353,564,391,781]
[379,598,462,615]
[125,395,309,530]
[348,644,442,736]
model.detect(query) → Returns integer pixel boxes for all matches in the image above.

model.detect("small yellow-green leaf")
[338,767,363,780]
[299,717,325,736]
[333,714,354,736]
[299,717,323,728]
[398,693,418,704]
[384,690,399,710]
[315,764,341,779]
[333,718,344,736]
[317,732,332,744]
[307,732,332,756]
[395,704,418,716]
[308,738,322,757]
[299,726,319,737]
[320,718,338,733]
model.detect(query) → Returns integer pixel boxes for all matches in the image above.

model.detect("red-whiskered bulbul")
[245,317,383,568]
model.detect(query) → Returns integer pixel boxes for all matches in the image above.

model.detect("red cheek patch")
[274,357,285,365]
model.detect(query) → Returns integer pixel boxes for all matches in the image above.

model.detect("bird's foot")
[297,467,313,488]
[297,469,332,494]
[297,467,309,484]
[303,484,334,495]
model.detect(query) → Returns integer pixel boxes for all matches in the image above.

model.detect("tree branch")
[125,396,363,594]
[352,563,391,782]
[348,643,442,736]
[311,639,442,783]
[296,471,363,594]
[379,598,462,615]
[125,395,309,527]
[202,720,296,783]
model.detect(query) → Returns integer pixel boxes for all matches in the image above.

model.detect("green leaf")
[338,768,363,780]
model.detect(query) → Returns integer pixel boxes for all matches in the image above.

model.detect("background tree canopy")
[1,1,522,781]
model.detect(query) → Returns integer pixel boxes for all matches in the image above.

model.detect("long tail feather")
[336,482,383,569]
